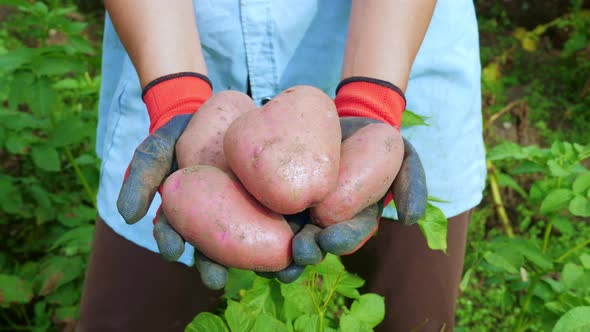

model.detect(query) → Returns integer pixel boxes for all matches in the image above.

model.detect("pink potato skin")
[176,91,256,170]
[224,86,341,214]
[311,123,404,227]
[161,166,294,271]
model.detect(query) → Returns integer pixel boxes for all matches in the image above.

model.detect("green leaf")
[314,253,345,276]
[29,184,52,214]
[8,70,35,109]
[427,195,450,203]
[563,32,587,56]
[294,314,320,332]
[0,48,35,72]
[31,146,61,172]
[225,300,255,332]
[484,251,519,274]
[543,278,565,294]
[569,196,590,217]
[402,110,428,127]
[498,172,528,198]
[580,254,590,270]
[53,305,78,323]
[335,273,365,299]
[516,239,553,270]
[0,176,24,215]
[28,2,48,15]
[552,216,575,236]
[53,78,79,90]
[45,283,78,306]
[349,293,385,328]
[571,272,590,290]
[48,117,92,147]
[0,274,33,307]
[530,180,551,203]
[34,56,85,77]
[253,313,287,332]
[546,301,568,315]
[573,173,590,195]
[223,268,256,300]
[67,36,95,55]
[512,160,545,175]
[534,281,555,301]
[60,21,87,36]
[57,205,96,228]
[340,314,372,332]
[35,256,84,296]
[29,77,56,116]
[281,280,315,315]
[282,298,305,324]
[185,312,228,332]
[5,131,39,155]
[241,278,282,317]
[460,268,473,292]
[562,263,584,289]
[49,225,94,255]
[548,160,572,177]
[487,142,527,161]
[417,203,448,253]
[552,306,590,332]
[540,189,574,214]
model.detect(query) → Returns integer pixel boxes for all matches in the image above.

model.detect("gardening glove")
[116,72,213,261]
[306,77,428,258]
[255,211,320,283]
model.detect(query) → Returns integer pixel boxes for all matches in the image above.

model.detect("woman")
[77,1,486,331]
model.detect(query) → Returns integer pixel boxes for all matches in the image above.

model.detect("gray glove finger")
[276,263,306,284]
[153,210,186,262]
[318,204,379,255]
[293,224,325,266]
[117,115,191,224]
[195,251,228,290]
[391,138,428,225]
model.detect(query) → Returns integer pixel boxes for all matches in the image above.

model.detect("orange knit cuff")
[142,73,213,134]
[335,77,406,130]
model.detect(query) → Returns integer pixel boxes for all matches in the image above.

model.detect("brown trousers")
[77,211,470,332]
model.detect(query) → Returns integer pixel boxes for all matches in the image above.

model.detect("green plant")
[187,254,385,332]
[460,140,590,331]
[0,2,101,330]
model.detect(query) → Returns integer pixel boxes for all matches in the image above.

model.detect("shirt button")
[261,97,272,105]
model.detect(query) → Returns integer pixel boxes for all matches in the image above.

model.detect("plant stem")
[514,214,556,329]
[541,218,554,253]
[16,305,30,327]
[514,277,539,330]
[0,310,19,330]
[557,238,590,263]
[64,147,96,208]
[305,273,324,332]
[487,160,515,237]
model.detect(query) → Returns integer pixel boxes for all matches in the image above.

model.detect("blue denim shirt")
[96,0,486,265]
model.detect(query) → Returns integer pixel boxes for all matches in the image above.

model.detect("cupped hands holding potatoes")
[118,76,427,290]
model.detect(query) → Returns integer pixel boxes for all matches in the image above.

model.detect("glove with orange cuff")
[117,72,212,261]
[309,77,428,257]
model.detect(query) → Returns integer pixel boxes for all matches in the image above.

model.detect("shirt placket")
[240,0,279,105]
